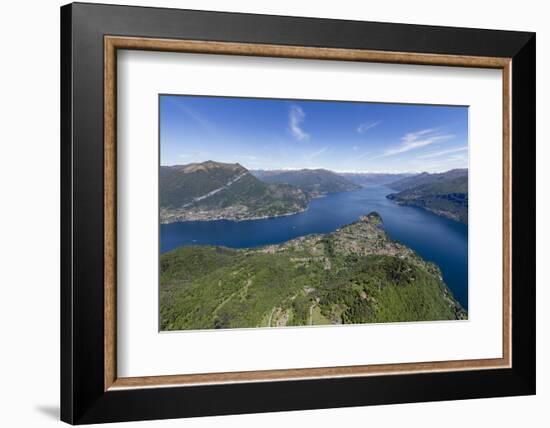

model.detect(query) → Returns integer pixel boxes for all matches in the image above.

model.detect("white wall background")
[0,0,546,426]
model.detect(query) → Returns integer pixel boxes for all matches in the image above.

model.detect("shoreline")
[160,205,310,224]
[159,192,338,224]
[386,197,467,225]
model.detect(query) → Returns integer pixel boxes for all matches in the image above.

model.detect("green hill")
[252,168,360,197]
[386,169,468,223]
[160,161,309,222]
[160,212,466,331]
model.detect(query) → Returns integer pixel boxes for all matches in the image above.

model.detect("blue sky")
[160,95,468,173]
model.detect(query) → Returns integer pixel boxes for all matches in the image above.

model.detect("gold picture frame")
[103,36,512,391]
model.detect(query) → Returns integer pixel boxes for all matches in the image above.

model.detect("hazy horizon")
[160,95,469,173]
[160,159,467,175]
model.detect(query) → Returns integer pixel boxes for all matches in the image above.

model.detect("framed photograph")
[61,2,536,424]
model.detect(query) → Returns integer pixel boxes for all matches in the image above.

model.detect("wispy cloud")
[289,105,309,140]
[357,120,380,133]
[355,151,371,160]
[375,128,454,159]
[416,145,468,159]
[177,103,216,134]
[305,146,328,160]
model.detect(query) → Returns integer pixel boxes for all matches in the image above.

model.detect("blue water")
[160,186,468,309]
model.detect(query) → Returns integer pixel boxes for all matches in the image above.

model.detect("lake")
[160,185,468,310]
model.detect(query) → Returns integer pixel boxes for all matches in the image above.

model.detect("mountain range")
[160,161,309,223]
[160,161,360,223]
[339,172,414,187]
[160,212,466,331]
[386,169,468,223]
[160,161,468,224]
[251,168,360,197]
